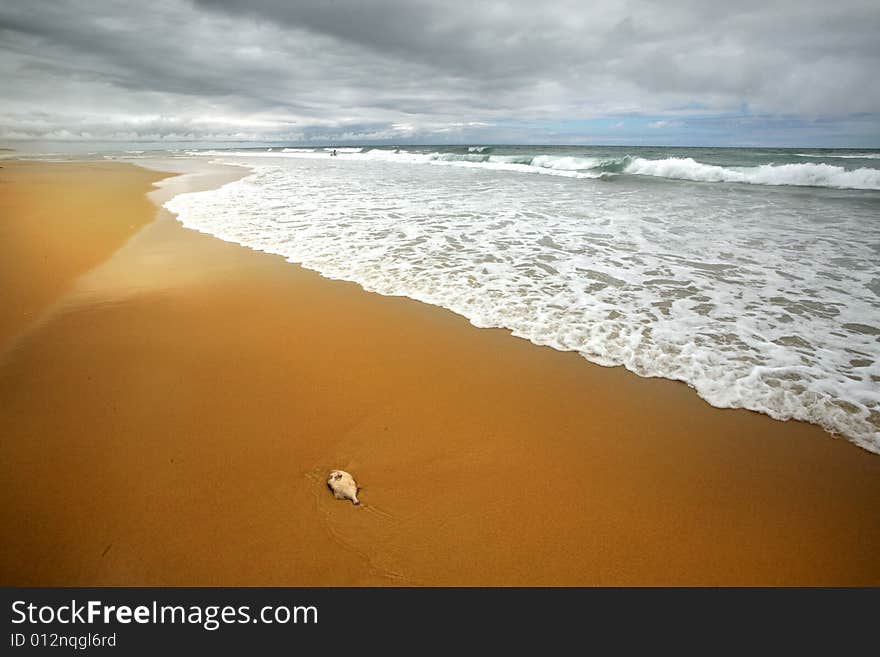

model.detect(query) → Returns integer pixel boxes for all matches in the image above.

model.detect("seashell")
[327,470,360,505]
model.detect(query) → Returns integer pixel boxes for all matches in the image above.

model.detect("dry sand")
[1,159,878,586]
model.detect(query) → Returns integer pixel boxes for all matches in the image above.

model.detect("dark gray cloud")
[1,0,877,145]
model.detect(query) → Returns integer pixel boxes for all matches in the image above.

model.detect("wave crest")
[192,148,880,190]
[624,157,880,190]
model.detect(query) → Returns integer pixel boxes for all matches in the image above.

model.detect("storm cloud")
[1,0,878,145]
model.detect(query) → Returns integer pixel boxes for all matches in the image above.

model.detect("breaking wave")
[192,148,880,190]
[623,157,880,190]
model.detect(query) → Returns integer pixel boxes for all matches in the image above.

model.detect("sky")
[1,0,878,148]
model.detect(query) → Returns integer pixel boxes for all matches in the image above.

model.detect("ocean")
[161,145,880,454]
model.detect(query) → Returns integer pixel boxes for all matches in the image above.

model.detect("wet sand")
[0,160,165,348]
[1,160,878,586]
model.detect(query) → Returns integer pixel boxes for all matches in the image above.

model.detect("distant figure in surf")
[327,470,360,505]
[331,149,338,157]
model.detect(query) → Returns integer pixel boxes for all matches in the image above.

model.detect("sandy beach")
[1,159,878,586]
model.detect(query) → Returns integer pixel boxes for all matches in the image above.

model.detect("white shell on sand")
[327,470,360,505]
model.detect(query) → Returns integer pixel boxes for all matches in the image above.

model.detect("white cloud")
[0,0,877,144]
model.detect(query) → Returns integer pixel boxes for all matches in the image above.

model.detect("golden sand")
[1,160,878,586]
[0,161,164,348]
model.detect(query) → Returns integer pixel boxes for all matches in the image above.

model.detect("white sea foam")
[165,155,880,454]
[624,157,880,190]
[281,148,315,152]
[195,148,604,179]
[530,155,604,170]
